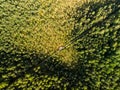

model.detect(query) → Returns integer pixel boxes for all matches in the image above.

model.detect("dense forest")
[0,0,120,89]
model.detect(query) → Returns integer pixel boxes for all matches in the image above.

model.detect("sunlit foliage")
[0,0,120,89]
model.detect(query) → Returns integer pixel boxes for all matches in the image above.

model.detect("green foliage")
[0,0,77,64]
[71,0,120,89]
[0,0,120,90]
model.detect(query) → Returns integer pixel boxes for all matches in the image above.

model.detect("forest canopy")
[0,0,120,89]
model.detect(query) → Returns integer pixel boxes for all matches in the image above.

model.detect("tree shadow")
[70,0,120,89]
[0,50,84,89]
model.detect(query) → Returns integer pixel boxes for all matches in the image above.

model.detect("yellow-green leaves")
[0,0,120,90]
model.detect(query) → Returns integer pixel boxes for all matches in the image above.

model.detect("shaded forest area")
[0,0,120,89]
